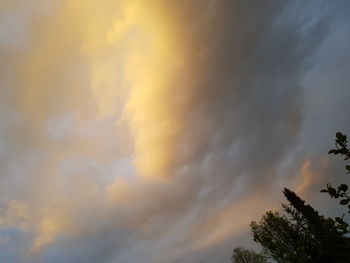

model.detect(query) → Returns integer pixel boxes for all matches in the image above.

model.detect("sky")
[0,0,350,262]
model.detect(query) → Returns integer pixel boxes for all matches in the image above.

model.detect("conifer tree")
[251,189,350,263]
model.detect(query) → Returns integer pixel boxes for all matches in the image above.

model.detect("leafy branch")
[321,132,350,233]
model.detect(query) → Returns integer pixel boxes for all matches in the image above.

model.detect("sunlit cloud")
[0,0,349,262]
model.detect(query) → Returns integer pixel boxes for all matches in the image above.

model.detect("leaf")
[336,132,343,140]
[335,217,343,223]
[328,149,337,154]
[338,184,348,192]
[346,165,350,171]
[328,187,337,197]
[340,199,349,205]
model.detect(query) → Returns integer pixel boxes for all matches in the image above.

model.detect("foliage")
[251,210,309,263]
[233,132,350,263]
[231,247,267,263]
[251,188,350,263]
[283,188,350,262]
[328,132,350,162]
[321,132,350,233]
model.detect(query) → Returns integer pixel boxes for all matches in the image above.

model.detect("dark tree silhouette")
[251,189,350,263]
[231,247,267,263]
[233,133,350,263]
[321,132,350,233]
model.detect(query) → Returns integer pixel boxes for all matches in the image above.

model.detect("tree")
[251,210,311,263]
[251,189,350,263]
[232,133,350,263]
[231,247,267,263]
[283,188,350,263]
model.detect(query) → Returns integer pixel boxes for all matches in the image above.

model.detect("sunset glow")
[0,1,349,262]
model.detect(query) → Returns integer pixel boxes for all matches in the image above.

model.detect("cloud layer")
[0,1,349,262]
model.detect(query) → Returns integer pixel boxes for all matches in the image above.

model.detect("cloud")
[0,0,349,263]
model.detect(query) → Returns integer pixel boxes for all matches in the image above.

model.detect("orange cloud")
[295,158,328,196]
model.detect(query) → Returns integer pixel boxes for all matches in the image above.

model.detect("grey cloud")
[1,1,349,263]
